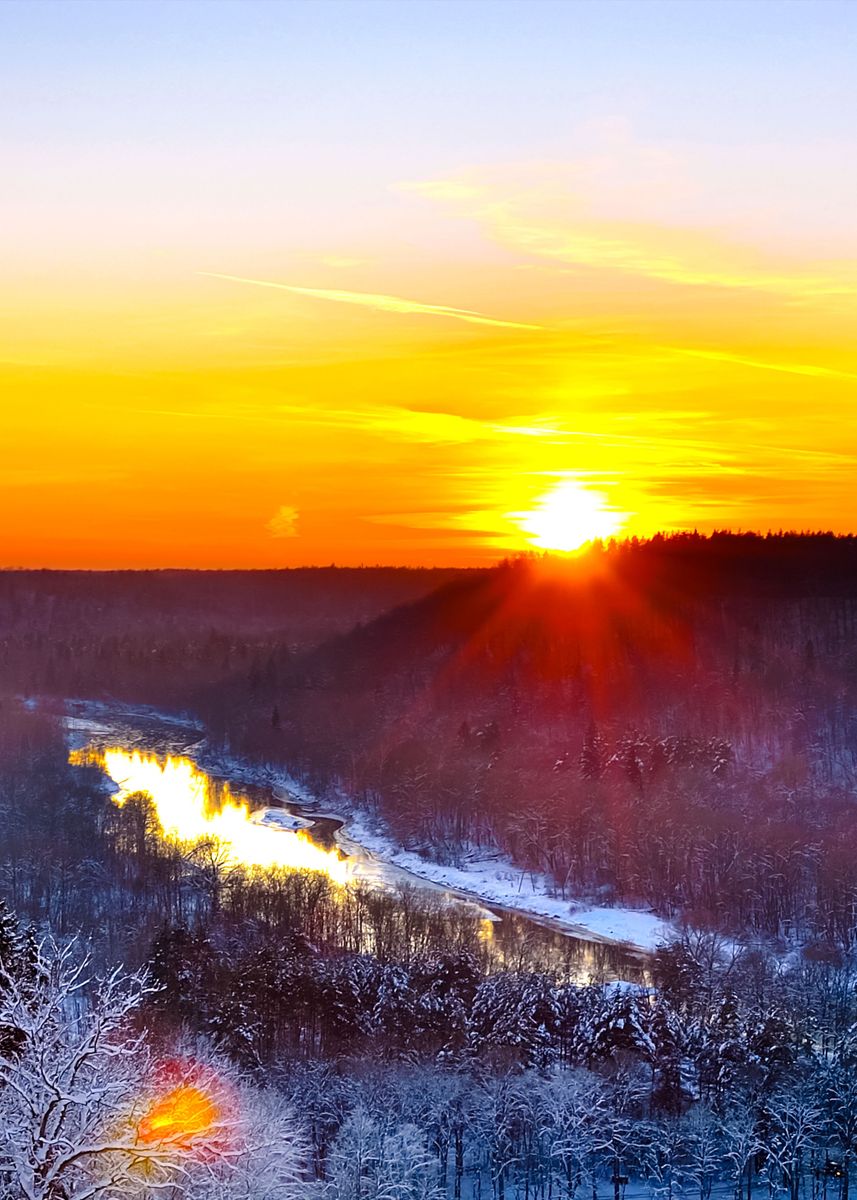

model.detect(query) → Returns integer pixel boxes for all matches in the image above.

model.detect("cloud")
[266,505,299,539]
[199,272,542,330]
[401,159,857,301]
[662,346,857,382]
[271,403,572,446]
[472,200,857,298]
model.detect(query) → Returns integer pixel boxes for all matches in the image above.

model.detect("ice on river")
[249,807,312,833]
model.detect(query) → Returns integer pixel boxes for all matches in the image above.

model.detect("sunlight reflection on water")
[69,746,352,884]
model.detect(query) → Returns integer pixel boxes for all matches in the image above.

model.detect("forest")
[2,535,857,1199]
[203,534,857,946]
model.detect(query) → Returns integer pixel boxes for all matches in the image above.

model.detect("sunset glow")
[2,1,857,566]
[6,8,857,1194]
[70,747,351,883]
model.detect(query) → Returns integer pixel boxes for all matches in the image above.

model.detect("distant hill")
[283,531,857,729]
[5,537,857,943]
[206,533,857,943]
[0,566,481,704]
[0,566,481,640]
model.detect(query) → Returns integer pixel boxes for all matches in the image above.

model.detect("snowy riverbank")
[194,731,674,953]
[60,698,675,954]
[339,806,674,951]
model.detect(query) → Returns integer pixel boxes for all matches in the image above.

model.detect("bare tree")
[0,938,305,1200]
[325,1106,441,1200]
[761,1088,824,1200]
[537,1070,608,1200]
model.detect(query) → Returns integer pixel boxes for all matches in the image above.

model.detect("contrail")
[200,272,542,331]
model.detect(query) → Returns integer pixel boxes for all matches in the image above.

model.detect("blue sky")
[4,0,857,153]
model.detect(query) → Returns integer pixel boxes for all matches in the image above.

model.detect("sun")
[513,479,625,552]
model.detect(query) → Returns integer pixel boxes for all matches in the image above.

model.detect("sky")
[2,0,857,567]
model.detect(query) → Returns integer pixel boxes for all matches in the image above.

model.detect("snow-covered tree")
[719,1104,763,1200]
[824,1065,857,1200]
[584,987,654,1066]
[411,1070,473,1196]
[647,999,688,1113]
[759,1087,823,1200]
[537,1070,608,1199]
[468,972,558,1065]
[644,1114,690,1200]
[682,1108,723,1200]
[0,937,305,1200]
[0,938,163,1200]
[696,991,748,1107]
[325,1106,440,1200]
[189,1081,307,1200]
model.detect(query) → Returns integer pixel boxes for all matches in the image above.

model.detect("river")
[65,704,651,984]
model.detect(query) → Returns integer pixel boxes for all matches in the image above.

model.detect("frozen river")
[65,704,652,984]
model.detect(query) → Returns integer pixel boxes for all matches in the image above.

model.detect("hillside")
[0,566,478,705]
[205,534,857,945]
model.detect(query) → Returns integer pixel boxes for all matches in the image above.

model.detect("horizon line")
[3,528,857,572]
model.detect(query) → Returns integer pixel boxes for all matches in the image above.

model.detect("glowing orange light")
[137,1085,219,1146]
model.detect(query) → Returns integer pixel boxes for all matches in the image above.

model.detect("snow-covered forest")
[3,537,857,1199]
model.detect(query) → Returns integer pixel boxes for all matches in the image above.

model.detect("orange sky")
[3,1,857,567]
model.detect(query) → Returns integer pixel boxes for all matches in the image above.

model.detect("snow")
[559,906,671,949]
[63,717,116,736]
[59,697,675,955]
[249,807,312,833]
[63,697,205,730]
[341,808,674,952]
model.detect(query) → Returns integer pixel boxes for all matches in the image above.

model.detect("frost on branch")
[0,935,305,1200]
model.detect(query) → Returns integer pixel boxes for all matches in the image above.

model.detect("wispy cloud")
[663,346,857,382]
[200,272,542,330]
[478,204,857,298]
[403,170,857,301]
[275,403,560,445]
[266,504,299,539]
